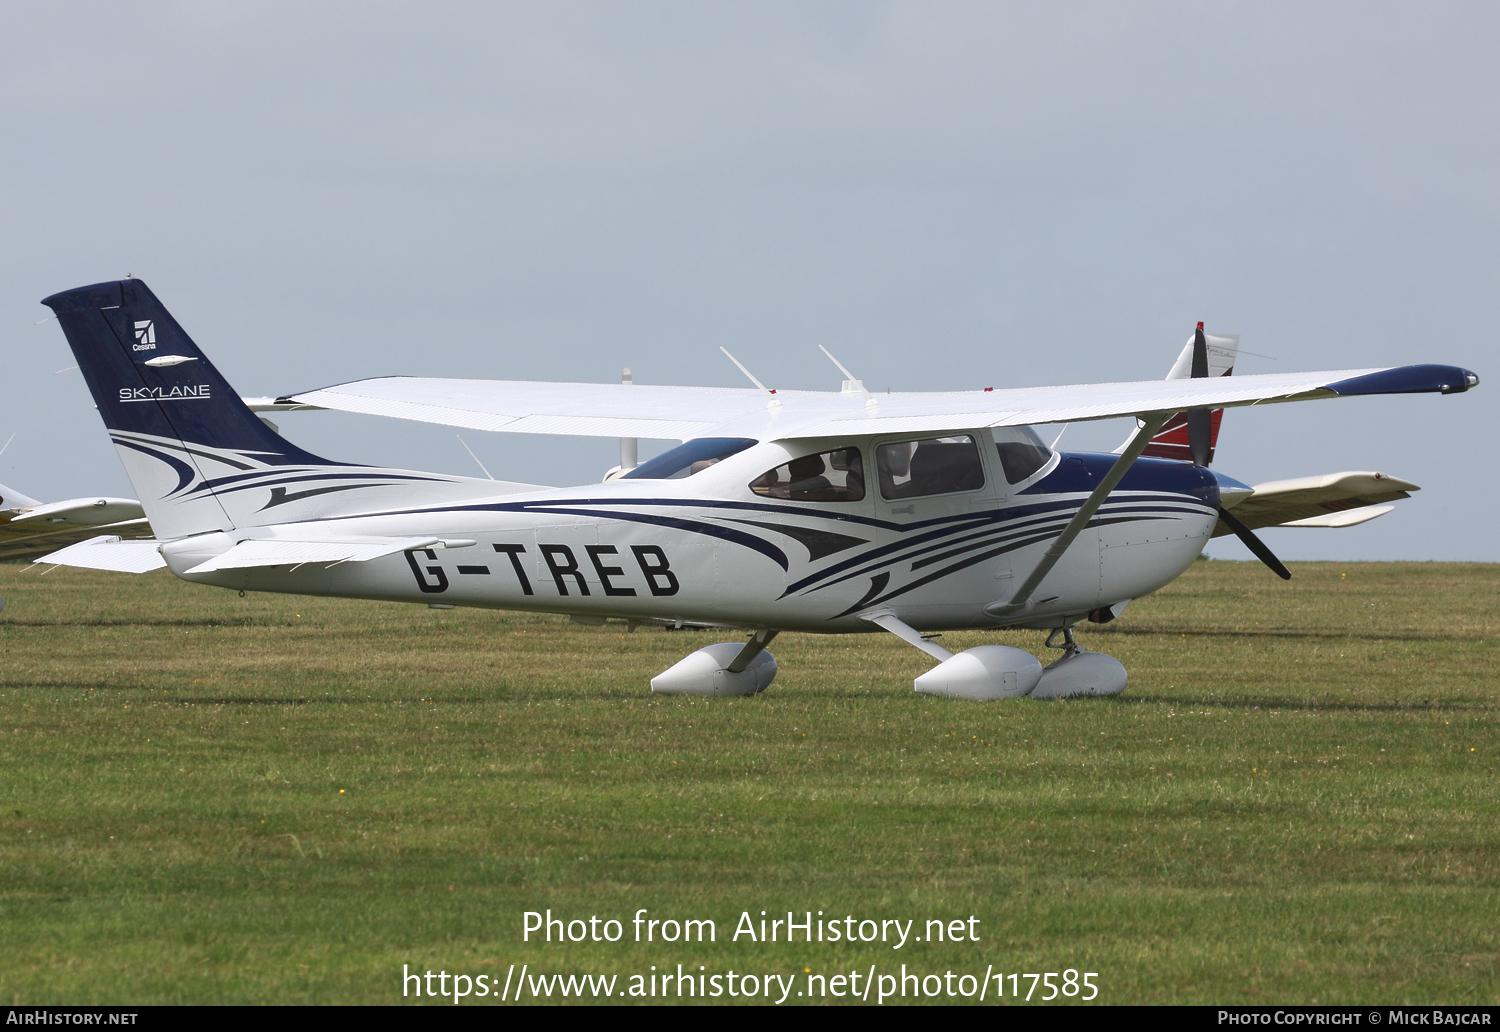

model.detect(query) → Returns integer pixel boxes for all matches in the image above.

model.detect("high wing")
[258,381,759,440]
[280,364,1478,442]
[1215,471,1419,535]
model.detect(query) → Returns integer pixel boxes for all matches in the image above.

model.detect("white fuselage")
[160,437,1219,634]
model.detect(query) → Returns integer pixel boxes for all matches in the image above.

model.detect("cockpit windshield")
[994,426,1053,484]
[621,437,758,480]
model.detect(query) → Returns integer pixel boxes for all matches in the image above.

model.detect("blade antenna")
[719,348,780,406]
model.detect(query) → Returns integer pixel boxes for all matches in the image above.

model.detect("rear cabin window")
[876,435,984,500]
[750,447,865,502]
[622,437,758,480]
[994,426,1053,484]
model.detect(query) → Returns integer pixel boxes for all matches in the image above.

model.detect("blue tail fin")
[43,279,332,466]
[43,279,498,540]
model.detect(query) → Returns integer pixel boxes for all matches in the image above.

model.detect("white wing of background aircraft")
[0,481,150,564]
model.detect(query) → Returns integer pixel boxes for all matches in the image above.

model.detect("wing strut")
[987,412,1170,618]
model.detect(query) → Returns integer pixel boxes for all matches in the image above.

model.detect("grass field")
[0,560,1496,1005]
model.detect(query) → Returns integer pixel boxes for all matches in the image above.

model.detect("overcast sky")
[1,2,1493,560]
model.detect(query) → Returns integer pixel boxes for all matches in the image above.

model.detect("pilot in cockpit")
[750,448,865,502]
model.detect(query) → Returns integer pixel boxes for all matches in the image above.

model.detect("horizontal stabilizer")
[1215,471,1417,535]
[0,516,155,564]
[183,536,457,574]
[37,535,166,573]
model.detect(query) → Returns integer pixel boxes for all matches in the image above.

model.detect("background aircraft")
[35,279,1475,700]
[0,481,148,564]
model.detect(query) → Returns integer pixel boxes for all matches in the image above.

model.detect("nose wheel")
[1031,624,1128,699]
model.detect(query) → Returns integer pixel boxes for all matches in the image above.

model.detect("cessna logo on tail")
[132,321,156,351]
[118,385,212,403]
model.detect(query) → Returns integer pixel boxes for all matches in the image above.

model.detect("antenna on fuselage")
[817,345,866,396]
[719,348,781,408]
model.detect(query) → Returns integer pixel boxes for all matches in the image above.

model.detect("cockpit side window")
[750,447,865,502]
[876,435,984,500]
[994,426,1053,484]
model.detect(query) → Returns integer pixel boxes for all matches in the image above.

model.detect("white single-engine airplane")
[37,279,1477,700]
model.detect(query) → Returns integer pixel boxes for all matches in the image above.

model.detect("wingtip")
[1326,364,1481,397]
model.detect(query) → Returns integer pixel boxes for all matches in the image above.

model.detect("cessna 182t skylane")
[36,279,1478,700]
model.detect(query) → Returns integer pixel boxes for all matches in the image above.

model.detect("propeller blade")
[1187,321,1212,466]
[1216,505,1292,580]
[1187,409,1212,466]
[1190,320,1209,377]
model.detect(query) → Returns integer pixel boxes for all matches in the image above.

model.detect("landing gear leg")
[1044,625,1081,655]
[727,628,778,673]
[1032,623,1128,699]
